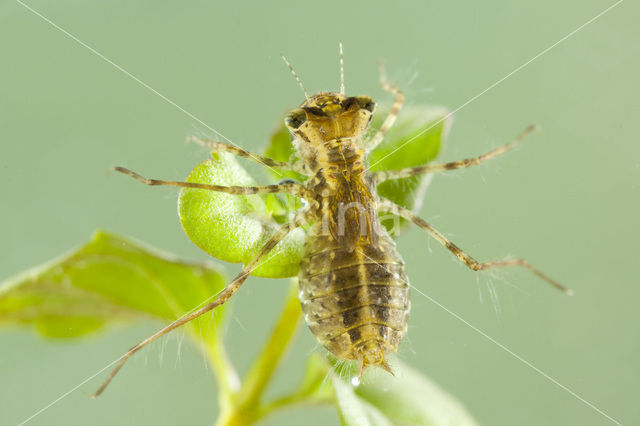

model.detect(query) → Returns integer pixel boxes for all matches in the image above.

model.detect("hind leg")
[92,208,310,397]
[378,198,572,294]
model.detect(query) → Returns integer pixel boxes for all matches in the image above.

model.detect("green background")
[1,0,637,425]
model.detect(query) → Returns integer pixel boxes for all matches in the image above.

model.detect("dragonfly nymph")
[94,46,571,397]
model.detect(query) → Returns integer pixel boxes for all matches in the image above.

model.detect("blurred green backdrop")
[1,0,637,425]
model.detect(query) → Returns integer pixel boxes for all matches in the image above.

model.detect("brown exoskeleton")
[94,46,571,396]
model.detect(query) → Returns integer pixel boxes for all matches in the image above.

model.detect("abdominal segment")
[298,228,410,371]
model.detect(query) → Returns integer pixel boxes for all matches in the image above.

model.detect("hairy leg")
[378,198,572,294]
[373,125,536,183]
[365,62,404,152]
[113,166,306,197]
[188,136,307,175]
[92,208,310,397]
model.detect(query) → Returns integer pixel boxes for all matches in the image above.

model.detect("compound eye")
[285,109,307,129]
[355,96,375,112]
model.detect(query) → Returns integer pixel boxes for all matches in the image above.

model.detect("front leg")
[373,125,536,183]
[188,136,307,175]
[365,62,405,152]
[378,198,572,294]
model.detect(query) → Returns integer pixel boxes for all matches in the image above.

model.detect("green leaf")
[178,152,306,278]
[263,122,306,183]
[333,375,392,426]
[0,231,227,340]
[369,106,452,232]
[329,357,478,426]
[261,124,305,221]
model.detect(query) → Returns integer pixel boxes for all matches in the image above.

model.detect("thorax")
[301,137,380,251]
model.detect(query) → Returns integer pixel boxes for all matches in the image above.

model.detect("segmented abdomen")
[298,225,410,369]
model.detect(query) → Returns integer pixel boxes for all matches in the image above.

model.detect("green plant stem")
[204,332,241,415]
[258,388,335,420]
[257,352,335,420]
[216,279,302,425]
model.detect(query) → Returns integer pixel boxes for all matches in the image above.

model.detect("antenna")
[339,42,345,94]
[281,55,309,99]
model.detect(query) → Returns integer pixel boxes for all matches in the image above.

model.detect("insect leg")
[188,136,307,174]
[92,208,309,397]
[373,125,536,183]
[378,198,572,294]
[113,167,306,197]
[366,62,405,152]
